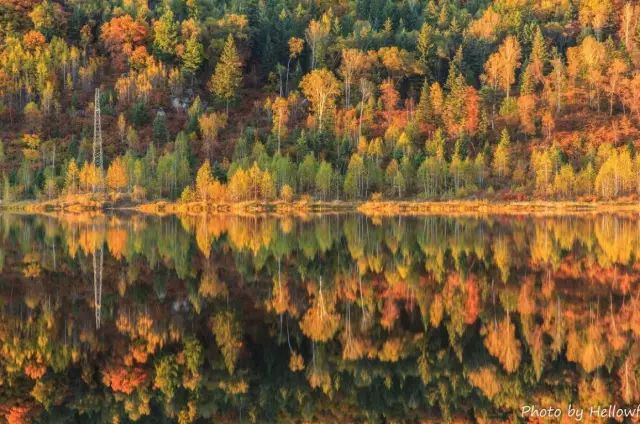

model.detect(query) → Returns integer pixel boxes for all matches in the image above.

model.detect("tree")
[299,69,341,132]
[532,148,554,195]
[195,160,214,202]
[528,27,547,86]
[271,96,290,153]
[209,35,242,113]
[153,8,178,60]
[259,170,276,200]
[344,153,365,198]
[416,23,434,77]
[117,113,127,144]
[100,15,148,70]
[29,0,64,38]
[414,80,434,130]
[64,159,79,194]
[518,94,536,135]
[444,54,470,137]
[579,0,612,40]
[339,48,370,107]
[80,162,101,192]
[181,35,203,76]
[315,161,333,200]
[380,78,399,120]
[493,129,511,179]
[486,36,522,100]
[605,58,628,115]
[227,168,251,201]
[385,159,405,197]
[305,15,330,69]
[548,53,566,113]
[153,111,169,145]
[620,3,639,53]
[622,73,640,120]
[280,184,294,202]
[298,153,318,193]
[198,112,227,161]
[106,157,128,192]
[285,37,304,95]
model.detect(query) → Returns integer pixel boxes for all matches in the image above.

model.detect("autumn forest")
[4,0,640,423]
[3,0,640,204]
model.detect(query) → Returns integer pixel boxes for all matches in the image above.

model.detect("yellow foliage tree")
[299,69,340,132]
[106,157,128,192]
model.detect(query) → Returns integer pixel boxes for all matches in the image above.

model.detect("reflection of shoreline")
[4,196,640,217]
[358,200,640,216]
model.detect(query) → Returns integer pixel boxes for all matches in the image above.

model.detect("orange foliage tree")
[100,15,148,70]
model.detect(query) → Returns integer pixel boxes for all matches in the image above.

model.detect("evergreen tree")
[414,80,433,129]
[153,8,179,60]
[153,111,169,146]
[209,35,242,113]
[182,35,203,77]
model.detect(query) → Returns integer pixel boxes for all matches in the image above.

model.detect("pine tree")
[182,35,203,76]
[153,111,169,145]
[153,8,178,60]
[414,80,433,130]
[209,35,242,113]
[444,48,468,137]
[528,27,547,85]
[417,23,434,77]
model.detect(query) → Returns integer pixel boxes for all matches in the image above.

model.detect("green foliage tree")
[153,8,178,60]
[315,160,333,200]
[209,35,242,113]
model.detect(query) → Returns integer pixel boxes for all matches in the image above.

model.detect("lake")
[0,212,638,422]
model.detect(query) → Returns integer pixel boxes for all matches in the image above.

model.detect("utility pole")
[93,87,104,191]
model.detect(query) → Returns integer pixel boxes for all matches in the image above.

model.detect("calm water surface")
[0,212,639,422]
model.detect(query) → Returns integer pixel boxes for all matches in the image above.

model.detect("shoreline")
[2,196,640,217]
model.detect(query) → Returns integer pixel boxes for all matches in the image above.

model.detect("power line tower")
[93,88,104,190]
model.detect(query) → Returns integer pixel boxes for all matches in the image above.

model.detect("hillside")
[1,0,640,204]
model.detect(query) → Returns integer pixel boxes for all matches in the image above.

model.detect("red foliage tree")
[100,15,148,71]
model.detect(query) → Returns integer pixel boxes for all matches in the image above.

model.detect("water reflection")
[1,212,640,422]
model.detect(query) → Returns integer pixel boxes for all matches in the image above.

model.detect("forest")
[2,0,640,204]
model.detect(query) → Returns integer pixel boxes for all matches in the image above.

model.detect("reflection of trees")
[3,213,640,421]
